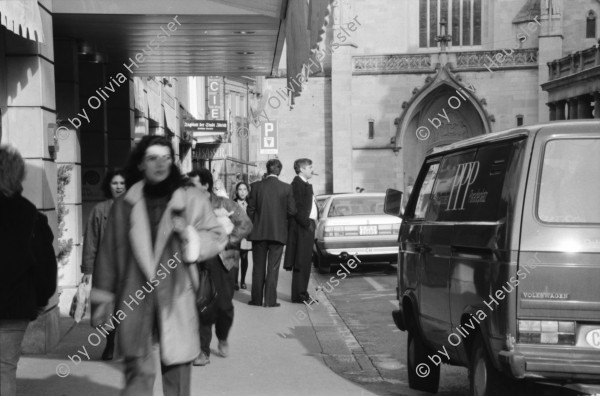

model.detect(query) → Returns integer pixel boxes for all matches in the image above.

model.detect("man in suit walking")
[246,159,296,307]
[284,159,319,304]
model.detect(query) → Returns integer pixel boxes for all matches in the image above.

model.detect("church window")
[587,11,597,39]
[419,0,482,48]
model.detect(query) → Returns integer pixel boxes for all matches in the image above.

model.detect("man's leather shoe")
[302,294,318,304]
[264,303,281,307]
[248,300,261,306]
[193,352,210,366]
[240,283,247,289]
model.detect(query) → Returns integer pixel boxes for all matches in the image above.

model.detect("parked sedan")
[313,193,401,273]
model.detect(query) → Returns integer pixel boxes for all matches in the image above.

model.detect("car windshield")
[538,138,600,224]
[328,196,385,217]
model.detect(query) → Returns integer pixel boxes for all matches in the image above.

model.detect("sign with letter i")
[260,121,278,154]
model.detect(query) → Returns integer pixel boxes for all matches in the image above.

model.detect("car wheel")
[407,332,440,393]
[316,250,332,274]
[469,334,508,396]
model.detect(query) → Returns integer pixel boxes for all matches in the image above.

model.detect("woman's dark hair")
[188,168,213,193]
[101,168,126,199]
[234,181,250,201]
[124,135,182,190]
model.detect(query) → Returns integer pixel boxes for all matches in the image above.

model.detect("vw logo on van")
[586,329,600,349]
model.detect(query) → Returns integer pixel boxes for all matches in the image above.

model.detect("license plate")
[359,225,377,235]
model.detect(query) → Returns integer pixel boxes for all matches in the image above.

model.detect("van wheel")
[407,332,440,393]
[469,334,506,396]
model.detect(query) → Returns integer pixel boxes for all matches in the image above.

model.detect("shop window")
[419,0,482,48]
[587,11,597,39]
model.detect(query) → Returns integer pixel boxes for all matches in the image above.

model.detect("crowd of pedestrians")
[0,139,320,396]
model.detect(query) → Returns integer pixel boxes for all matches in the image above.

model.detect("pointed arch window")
[587,11,597,39]
[419,0,482,48]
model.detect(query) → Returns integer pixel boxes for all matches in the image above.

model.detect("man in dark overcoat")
[283,158,319,303]
[246,159,296,307]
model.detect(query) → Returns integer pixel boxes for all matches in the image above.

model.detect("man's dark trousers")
[251,241,284,306]
[290,220,316,301]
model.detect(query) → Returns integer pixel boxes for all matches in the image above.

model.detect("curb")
[305,270,383,380]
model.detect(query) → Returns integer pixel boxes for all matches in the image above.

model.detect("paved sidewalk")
[17,260,378,396]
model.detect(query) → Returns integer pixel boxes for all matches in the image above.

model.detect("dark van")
[384,121,600,396]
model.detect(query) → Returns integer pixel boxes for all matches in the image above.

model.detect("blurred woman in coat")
[81,168,126,360]
[0,145,57,396]
[90,136,227,396]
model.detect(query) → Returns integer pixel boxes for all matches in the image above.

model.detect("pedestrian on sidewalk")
[232,181,252,290]
[0,145,58,396]
[81,168,126,361]
[188,169,252,366]
[90,136,227,396]
[246,159,297,307]
[284,159,319,304]
[228,173,242,200]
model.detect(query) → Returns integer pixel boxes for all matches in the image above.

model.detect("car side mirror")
[384,188,403,217]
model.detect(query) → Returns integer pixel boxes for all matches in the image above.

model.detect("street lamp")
[434,17,452,52]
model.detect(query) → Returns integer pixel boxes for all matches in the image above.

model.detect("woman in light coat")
[90,136,227,396]
[81,168,126,360]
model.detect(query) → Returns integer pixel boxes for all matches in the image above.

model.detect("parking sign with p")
[260,121,278,154]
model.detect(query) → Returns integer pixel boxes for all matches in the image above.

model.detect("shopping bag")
[69,277,91,323]
[196,259,218,324]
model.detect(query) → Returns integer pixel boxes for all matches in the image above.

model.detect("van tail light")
[518,320,575,345]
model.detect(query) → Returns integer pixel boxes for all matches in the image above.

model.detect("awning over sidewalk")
[51,0,331,100]
[0,0,45,43]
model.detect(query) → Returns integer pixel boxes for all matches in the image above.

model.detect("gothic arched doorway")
[393,67,492,196]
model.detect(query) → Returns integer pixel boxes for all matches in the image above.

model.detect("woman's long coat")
[81,199,113,275]
[90,181,228,365]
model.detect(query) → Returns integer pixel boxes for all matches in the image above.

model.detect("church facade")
[261,0,600,195]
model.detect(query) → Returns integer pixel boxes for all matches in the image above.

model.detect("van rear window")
[538,139,600,224]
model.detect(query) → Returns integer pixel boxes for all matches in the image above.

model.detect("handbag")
[196,259,218,323]
[69,276,91,323]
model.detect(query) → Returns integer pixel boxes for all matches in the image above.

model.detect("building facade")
[265,0,600,196]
